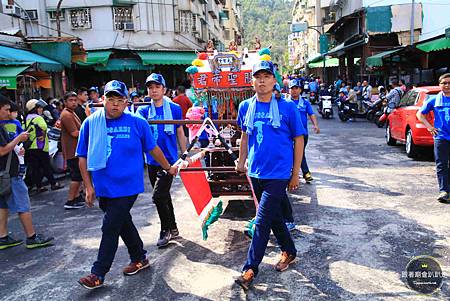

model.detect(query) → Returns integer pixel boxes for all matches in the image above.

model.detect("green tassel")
[244,217,256,239]
[202,201,223,240]
[258,48,271,56]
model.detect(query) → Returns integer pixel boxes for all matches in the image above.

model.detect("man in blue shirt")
[234,61,305,290]
[288,79,320,182]
[77,80,177,290]
[136,73,187,248]
[417,73,450,203]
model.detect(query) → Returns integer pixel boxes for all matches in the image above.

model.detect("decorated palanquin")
[177,49,270,239]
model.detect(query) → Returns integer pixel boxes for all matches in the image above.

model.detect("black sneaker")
[26,234,54,249]
[74,194,86,206]
[0,235,23,250]
[64,200,85,209]
[157,230,172,248]
[170,228,179,239]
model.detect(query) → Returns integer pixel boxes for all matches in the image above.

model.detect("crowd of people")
[3,58,447,292]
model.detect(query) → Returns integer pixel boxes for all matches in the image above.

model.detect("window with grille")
[179,10,192,33]
[49,9,65,21]
[192,14,198,32]
[69,8,91,29]
[113,7,133,31]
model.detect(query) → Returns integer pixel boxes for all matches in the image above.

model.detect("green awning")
[95,58,153,71]
[0,45,63,72]
[0,65,30,89]
[31,42,72,67]
[417,37,450,53]
[308,57,360,68]
[309,58,339,68]
[77,50,112,66]
[307,54,323,64]
[137,51,196,65]
[366,48,404,67]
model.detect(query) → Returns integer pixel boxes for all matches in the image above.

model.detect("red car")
[386,86,441,158]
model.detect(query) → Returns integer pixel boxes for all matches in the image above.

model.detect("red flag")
[179,160,212,216]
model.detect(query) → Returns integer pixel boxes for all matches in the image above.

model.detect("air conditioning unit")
[193,32,200,38]
[24,10,38,21]
[3,4,21,17]
[124,22,134,31]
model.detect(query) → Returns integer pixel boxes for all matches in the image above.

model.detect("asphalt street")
[1,111,449,301]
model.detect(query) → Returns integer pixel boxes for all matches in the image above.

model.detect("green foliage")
[241,0,293,70]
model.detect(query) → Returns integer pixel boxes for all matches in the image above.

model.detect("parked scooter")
[309,91,317,104]
[366,96,385,122]
[318,95,333,119]
[336,96,357,122]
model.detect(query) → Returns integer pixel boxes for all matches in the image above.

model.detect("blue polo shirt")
[76,112,156,198]
[136,101,182,165]
[238,97,306,180]
[290,97,314,134]
[419,95,450,141]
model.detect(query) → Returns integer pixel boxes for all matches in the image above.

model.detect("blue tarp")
[0,45,63,72]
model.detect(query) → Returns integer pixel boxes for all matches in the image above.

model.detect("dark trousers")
[434,139,450,193]
[281,194,294,223]
[148,165,177,231]
[243,178,297,276]
[301,135,309,175]
[91,195,146,277]
[24,149,56,188]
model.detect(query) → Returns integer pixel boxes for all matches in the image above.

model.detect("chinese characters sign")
[193,71,253,89]
[0,77,15,89]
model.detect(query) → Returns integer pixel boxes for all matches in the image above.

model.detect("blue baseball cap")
[88,86,99,93]
[289,79,301,89]
[252,61,275,76]
[273,83,281,92]
[145,73,166,87]
[130,91,139,98]
[104,80,128,98]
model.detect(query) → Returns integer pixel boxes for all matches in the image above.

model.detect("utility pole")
[56,0,63,38]
[410,0,415,45]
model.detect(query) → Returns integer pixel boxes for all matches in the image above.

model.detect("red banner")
[193,71,253,89]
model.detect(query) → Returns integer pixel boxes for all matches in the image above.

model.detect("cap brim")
[105,89,127,97]
[145,80,164,87]
[253,69,274,76]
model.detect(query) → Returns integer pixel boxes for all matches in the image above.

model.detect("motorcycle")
[318,96,333,119]
[336,97,357,122]
[309,91,317,104]
[366,96,385,122]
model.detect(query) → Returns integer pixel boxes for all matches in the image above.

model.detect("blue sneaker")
[285,222,296,232]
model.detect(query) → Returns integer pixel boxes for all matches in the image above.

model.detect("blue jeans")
[91,195,146,278]
[301,135,309,175]
[243,178,297,276]
[434,139,450,193]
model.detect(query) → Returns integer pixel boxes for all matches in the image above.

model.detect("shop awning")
[137,51,196,65]
[308,57,360,68]
[31,42,72,67]
[306,54,323,64]
[416,37,450,53]
[366,48,404,67]
[309,58,339,68]
[0,65,30,89]
[95,58,153,71]
[326,35,369,56]
[77,50,112,66]
[0,45,63,72]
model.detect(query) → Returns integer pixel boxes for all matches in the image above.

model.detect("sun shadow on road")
[313,171,403,197]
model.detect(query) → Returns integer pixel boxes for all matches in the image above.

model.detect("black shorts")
[67,158,82,182]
